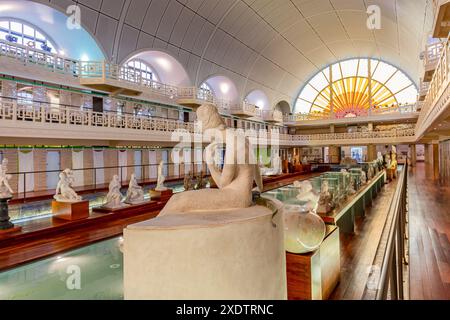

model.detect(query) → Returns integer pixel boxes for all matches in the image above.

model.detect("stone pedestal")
[0,197,21,234]
[149,188,173,201]
[52,200,89,221]
[123,199,286,300]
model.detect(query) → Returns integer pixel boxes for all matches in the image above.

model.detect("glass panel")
[295,99,312,114]
[341,59,358,78]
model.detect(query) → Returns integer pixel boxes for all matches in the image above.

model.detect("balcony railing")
[424,41,444,68]
[416,33,450,137]
[284,104,418,123]
[230,101,262,118]
[262,109,283,122]
[0,100,195,133]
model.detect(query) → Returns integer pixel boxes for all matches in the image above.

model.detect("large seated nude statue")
[159,104,263,216]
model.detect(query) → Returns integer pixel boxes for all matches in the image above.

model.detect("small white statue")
[260,153,282,176]
[360,170,367,184]
[125,173,145,204]
[391,145,397,154]
[104,175,125,208]
[295,180,320,213]
[302,156,308,165]
[155,160,168,191]
[0,159,13,198]
[317,180,333,214]
[54,169,82,202]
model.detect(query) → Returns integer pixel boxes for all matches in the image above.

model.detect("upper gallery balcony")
[416,34,450,140]
[230,101,262,118]
[262,109,283,123]
[432,0,450,38]
[422,41,444,82]
[284,103,419,127]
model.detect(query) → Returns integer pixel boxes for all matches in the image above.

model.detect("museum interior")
[0,0,448,302]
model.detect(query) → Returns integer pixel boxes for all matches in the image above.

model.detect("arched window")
[295,58,418,118]
[0,20,57,53]
[198,82,214,101]
[126,59,158,83]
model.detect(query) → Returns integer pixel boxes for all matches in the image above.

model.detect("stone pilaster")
[83,149,94,186]
[33,149,47,191]
[2,149,18,193]
[127,150,135,180]
[104,149,118,183]
[60,149,72,169]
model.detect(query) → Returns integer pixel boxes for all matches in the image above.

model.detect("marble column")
[367,144,377,161]
[424,144,430,164]
[410,144,417,167]
[328,146,340,164]
[433,143,440,179]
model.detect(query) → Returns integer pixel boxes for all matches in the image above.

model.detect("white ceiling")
[32,0,436,109]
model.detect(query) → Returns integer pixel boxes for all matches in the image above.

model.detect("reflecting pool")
[0,237,124,300]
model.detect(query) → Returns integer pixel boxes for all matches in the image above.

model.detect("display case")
[349,172,361,192]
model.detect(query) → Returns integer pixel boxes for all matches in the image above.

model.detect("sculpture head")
[113,175,119,181]
[196,104,226,132]
[130,173,136,181]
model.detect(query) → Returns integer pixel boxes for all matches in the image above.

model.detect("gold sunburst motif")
[295,59,417,117]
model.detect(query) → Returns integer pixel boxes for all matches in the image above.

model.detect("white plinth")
[123,199,286,300]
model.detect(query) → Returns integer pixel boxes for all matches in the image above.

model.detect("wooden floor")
[329,175,400,300]
[408,162,450,300]
[0,171,318,272]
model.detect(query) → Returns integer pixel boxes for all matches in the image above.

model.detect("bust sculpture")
[104,175,125,208]
[159,104,263,216]
[125,173,145,204]
[0,159,13,199]
[54,169,82,202]
[155,160,168,191]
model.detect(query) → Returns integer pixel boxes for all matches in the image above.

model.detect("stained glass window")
[295,58,418,117]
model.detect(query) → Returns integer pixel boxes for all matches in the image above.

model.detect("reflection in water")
[0,238,123,300]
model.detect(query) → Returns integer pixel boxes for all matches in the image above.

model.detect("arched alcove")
[275,100,291,115]
[0,0,105,60]
[123,50,191,87]
[200,75,239,103]
[245,89,270,110]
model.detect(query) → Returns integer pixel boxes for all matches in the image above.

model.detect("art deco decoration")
[54,169,82,202]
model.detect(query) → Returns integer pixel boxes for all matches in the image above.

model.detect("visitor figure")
[54,169,82,202]
[104,175,124,208]
[0,159,13,198]
[159,104,263,215]
[155,160,168,191]
[125,173,145,204]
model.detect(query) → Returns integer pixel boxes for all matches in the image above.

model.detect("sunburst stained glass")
[295,58,417,117]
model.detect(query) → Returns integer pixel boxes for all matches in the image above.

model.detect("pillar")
[424,144,430,164]
[367,145,377,161]
[60,149,72,170]
[410,144,417,167]
[328,146,340,164]
[127,150,135,180]
[33,149,47,191]
[433,143,439,179]
[2,149,19,194]
[104,149,118,183]
[83,149,94,186]
[330,124,335,133]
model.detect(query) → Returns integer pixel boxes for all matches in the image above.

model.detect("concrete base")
[123,199,286,300]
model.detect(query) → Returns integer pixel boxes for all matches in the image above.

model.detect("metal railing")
[374,164,408,299]
[284,103,418,123]
[416,33,450,137]
[7,161,209,201]
[423,41,444,68]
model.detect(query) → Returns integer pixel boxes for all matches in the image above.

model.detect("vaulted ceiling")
[30,0,436,108]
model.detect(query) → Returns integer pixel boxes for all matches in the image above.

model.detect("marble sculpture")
[125,173,145,204]
[104,175,125,209]
[0,159,13,199]
[159,104,263,215]
[155,160,168,191]
[54,169,82,202]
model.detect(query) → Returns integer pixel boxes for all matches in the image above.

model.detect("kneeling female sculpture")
[159,104,263,215]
